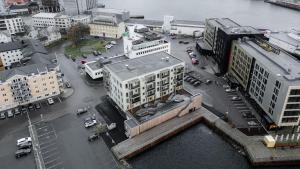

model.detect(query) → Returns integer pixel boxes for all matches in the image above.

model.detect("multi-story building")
[39,0,60,12]
[32,12,71,29]
[71,14,91,25]
[89,15,125,39]
[123,24,170,59]
[88,8,130,22]
[229,38,300,127]
[201,18,264,74]
[0,12,25,35]
[125,19,163,33]
[103,52,185,113]
[0,41,23,68]
[62,0,96,16]
[0,52,62,111]
[0,31,12,43]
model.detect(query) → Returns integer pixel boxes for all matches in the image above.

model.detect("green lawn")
[64,39,107,59]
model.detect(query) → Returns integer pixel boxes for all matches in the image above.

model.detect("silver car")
[7,110,14,118]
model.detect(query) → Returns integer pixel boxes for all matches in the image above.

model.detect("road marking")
[47,161,63,169]
[44,158,59,165]
[43,152,60,160]
[42,147,57,155]
[37,125,48,131]
[40,142,57,150]
[38,131,55,138]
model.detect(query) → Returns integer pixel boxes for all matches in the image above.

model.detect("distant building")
[103,52,185,112]
[5,0,28,6]
[229,38,300,127]
[162,15,205,37]
[89,15,125,39]
[9,1,39,15]
[123,24,170,59]
[0,41,63,112]
[0,12,25,34]
[71,14,91,25]
[32,12,71,30]
[89,8,130,21]
[62,0,96,16]
[0,31,12,43]
[202,18,264,74]
[39,0,60,12]
[125,19,163,32]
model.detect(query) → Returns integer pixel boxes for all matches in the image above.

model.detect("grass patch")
[64,39,108,59]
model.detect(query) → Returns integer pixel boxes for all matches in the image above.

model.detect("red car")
[192,58,199,65]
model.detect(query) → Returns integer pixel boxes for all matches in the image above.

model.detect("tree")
[67,23,90,46]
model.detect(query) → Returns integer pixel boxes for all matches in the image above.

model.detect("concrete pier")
[112,107,300,166]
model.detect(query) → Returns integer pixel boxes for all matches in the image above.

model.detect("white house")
[123,24,170,59]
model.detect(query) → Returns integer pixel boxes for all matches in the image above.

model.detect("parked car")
[47,98,54,105]
[189,52,196,58]
[110,41,117,45]
[105,44,112,49]
[189,79,197,83]
[178,41,184,44]
[28,104,34,110]
[84,118,97,128]
[7,110,14,118]
[93,51,98,56]
[183,41,189,44]
[35,103,41,109]
[225,89,233,93]
[17,137,32,146]
[76,107,88,116]
[88,134,100,142]
[65,81,72,88]
[193,81,201,87]
[82,54,87,58]
[18,142,32,149]
[15,148,31,159]
[186,77,193,82]
[14,108,21,115]
[184,76,190,81]
[171,36,176,39]
[97,51,102,55]
[248,121,258,126]
[107,123,116,130]
[186,49,193,53]
[191,58,199,65]
[231,96,241,101]
[0,112,6,120]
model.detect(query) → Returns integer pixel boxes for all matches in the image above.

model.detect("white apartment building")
[0,53,63,112]
[0,13,25,35]
[0,31,12,43]
[103,52,185,112]
[71,15,91,25]
[229,38,300,127]
[89,15,125,39]
[0,41,23,68]
[123,24,170,59]
[32,12,71,29]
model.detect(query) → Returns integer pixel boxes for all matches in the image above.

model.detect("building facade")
[0,13,25,35]
[0,41,23,68]
[123,24,170,59]
[32,12,71,29]
[40,0,60,12]
[89,16,125,39]
[71,14,91,25]
[229,38,300,127]
[103,52,185,112]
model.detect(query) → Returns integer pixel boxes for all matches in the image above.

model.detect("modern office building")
[0,40,63,112]
[103,52,185,113]
[123,24,170,59]
[229,38,300,127]
[0,12,25,35]
[54,14,71,29]
[89,15,125,39]
[62,0,96,16]
[201,18,264,74]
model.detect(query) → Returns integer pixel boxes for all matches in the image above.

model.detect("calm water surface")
[101,0,300,168]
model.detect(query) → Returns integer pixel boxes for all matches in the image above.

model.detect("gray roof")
[90,8,129,15]
[0,53,57,82]
[208,18,240,28]
[92,15,121,25]
[270,32,300,47]
[86,56,128,71]
[126,19,163,27]
[22,39,48,57]
[171,20,205,26]
[238,39,300,81]
[0,41,23,52]
[105,52,183,81]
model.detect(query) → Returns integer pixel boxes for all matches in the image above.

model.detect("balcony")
[161,73,169,78]
[146,84,155,91]
[131,97,141,104]
[147,90,155,97]
[129,83,140,90]
[130,93,140,99]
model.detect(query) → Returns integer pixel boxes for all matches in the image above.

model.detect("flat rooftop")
[126,19,163,27]
[90,8,129,15]
[171,20,205,26]
[127,24,164,44]
[86,56,128,71]
[105,52,184,81]
[0,41,23,52]
[270,31,300,47]
[238,39,300,81]
[32,12,58,18]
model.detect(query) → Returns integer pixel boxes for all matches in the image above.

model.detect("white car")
[84,120,97,128]
[105,44,112,49]
[231,96,241,101]
[17,137,32,146]
[7,110,14,118]
[110,41,117,45]
[47,98,54,105]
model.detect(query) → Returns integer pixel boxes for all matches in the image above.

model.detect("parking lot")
[35,122,64,169]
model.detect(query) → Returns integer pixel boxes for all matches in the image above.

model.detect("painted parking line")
[47,161,64,169]
[36,125,49,131]
[42,147,58,155]
[40,142,57,150]
[38,131,56,138]
[44,153,60,161]
[45,158,59,166]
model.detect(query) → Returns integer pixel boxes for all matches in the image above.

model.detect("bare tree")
[67,23,90,46]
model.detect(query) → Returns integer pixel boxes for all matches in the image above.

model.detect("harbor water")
[100,0,300,168]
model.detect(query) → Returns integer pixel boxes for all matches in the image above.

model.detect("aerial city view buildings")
[0,0,300,168]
